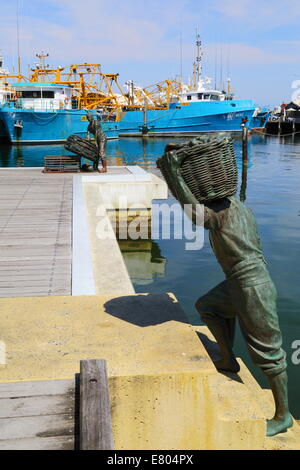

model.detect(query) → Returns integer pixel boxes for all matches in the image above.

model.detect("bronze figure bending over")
[157,137,293,437]
[87,113,107,173]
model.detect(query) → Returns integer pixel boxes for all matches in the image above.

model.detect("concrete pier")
[0,166,166,298]
[0,166,299,450]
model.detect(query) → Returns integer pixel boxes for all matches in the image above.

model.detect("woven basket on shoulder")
[157,135,237,203]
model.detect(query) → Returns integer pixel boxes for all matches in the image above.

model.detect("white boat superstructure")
[0,54,13,105]
[12,82,73,111]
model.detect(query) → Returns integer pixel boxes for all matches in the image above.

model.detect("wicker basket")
[157,135,238,203]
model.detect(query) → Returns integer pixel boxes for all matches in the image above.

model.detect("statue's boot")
[204,317,240,373]
[93,158,100,171]
[266,371,293,436]
[98,158,107,173]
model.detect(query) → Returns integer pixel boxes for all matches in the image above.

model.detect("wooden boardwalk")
[0,360,113,450]
[0,169,72,297]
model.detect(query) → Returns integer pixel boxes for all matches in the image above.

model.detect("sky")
[1,0,300,106]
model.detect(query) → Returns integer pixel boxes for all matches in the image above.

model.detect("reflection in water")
[0,144,12,167]
[118,239,166,286]
[239,154,248,202]
[15,146,24,167]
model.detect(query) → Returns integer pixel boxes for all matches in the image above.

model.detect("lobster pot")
[157,136,238,203]
[64,134,98,163]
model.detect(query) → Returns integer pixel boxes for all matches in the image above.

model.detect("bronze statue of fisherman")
[157,136,293,437]
[87,113,107,173]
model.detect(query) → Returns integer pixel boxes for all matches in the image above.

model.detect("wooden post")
[242,126,248,161]
[80,359,114,450]
[239,126,248,202]
[142,97,148,135]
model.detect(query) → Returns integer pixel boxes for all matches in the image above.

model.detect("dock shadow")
[103,293,189,327]
[196,330,243,383]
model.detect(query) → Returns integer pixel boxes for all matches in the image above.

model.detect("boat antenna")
[214,42,216,90]
[179,31,183,82]
[195,29,203,86]
[220,44,223,91]
[36,52,49,71]
[16,0,21,77]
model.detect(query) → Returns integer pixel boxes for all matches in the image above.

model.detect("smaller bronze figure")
[86,112,107,173]
[157,136,293,437]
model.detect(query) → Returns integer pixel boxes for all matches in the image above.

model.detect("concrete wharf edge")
[0,167,299,450]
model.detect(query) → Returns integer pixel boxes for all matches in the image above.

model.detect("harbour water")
[0,134,299,418]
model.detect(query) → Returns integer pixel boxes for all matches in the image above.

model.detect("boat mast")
[195,29,203,89]
[16,0,22,80]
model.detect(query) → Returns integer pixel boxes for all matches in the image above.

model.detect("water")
[1,134,300,418]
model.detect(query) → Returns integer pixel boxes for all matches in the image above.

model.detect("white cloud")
[1,0,299,104]
[210,0,300,30]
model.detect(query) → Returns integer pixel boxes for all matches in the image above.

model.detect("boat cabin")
[178,89,233,103]
[0,82,14,105]
[12,82,73,111]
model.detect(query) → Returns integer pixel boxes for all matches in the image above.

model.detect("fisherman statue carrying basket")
[86,112,107,173]
[64,112,107,173]
[157,135,293,437]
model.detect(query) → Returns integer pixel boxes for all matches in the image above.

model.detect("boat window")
[197,93,203,100]
[203,94,211,99]
[210,94,219,100]
[187,95,192,101]
[20,90,55,98]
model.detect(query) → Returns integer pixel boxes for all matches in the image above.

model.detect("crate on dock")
[44,155,81,173]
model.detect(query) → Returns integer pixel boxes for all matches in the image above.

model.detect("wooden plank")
[80,359,114,450]
[0,394,75,419]
[0,414,75,440]
[0,286,70,295]
[0,277,70,286]
[0,378,78,449]
[0,270,71,277]
[0,435,75,450]
[0,379,74,398]
[0,173,72,297]
[0,256,71,262]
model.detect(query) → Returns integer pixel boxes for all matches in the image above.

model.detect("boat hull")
[0,107,119,144]
[0,112,8,141]
[119,100,263,135]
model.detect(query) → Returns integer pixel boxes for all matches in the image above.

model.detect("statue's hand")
[157,150,187,175]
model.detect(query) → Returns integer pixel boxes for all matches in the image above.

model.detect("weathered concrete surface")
[83,184,135,295]
[85,172,168,210]
[82,170,168,295]
[0,293,215,449]
[194,325,300,450]
[1,294,298,449]
[0,293,214,382]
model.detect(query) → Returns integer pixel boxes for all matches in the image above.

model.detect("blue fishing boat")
[119,34,268,136]
[0,54,14,141]
[119,93,262,136]
[0,82,119,144]
[119,80,268,136]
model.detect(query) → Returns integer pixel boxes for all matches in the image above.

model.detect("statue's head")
[86,112,94,122]
[87,112,96,134]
